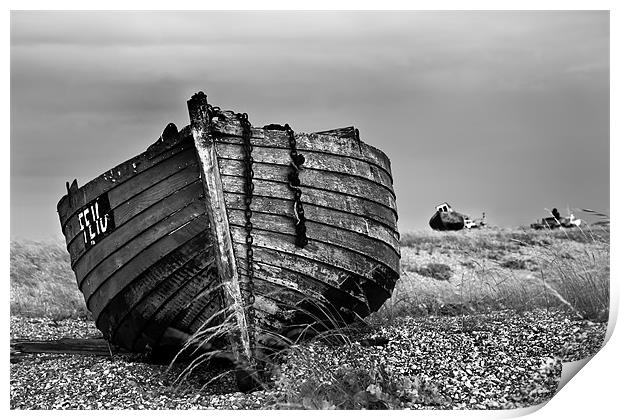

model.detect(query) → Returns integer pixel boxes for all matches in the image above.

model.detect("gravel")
[10,353,273,409]
[10,310,607,410]
[10,316,102,341]
[275,310,606,409]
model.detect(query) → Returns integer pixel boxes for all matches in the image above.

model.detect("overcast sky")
[10,10,609,240]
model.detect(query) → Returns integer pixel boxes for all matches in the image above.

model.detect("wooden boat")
[429,211,465,230]
[429,203,465,231]
[57,92,400,363]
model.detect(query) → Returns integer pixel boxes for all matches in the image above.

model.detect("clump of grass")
[485,251,505,261]
[172,289,363,395]
[413,263,452,281]
[536,240,609,322]
[501,257,535,270]
[274,347,450,409]
[277,361,380,409]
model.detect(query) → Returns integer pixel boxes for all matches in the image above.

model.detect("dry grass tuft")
[10,239,89,320]
[412,263,453,281]
[374,224,609,324]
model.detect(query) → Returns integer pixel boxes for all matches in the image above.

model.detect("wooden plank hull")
[57,92,401,356]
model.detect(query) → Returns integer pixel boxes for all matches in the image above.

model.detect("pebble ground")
[10,310,607,410]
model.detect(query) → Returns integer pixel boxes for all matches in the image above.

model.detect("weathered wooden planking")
[227,210,399,273]
[245,253,395,314]
[174,285,225,335]
[232,249,332,302]
[126,271,220,352]
[62,152,201,260]
[222,176,397,232]
[218,159,396,210]
[244,276,372,330]
[84,216,209,326]
[64,165,201,245]
[252,308,287,339]
[90,228,210,331]
[76,200,206,295]
[238,273,370,324]
[138,264,219,340]
[111,261,215,351]
[58,137,194,228]
[224,193,399,253]
[209,114,392,178]
[94,233,214,341]
[92,234,209,337]
[81,210,208,309]
[244,281,303,320]
[214,141,393,192]
[109,149,198,207]
[233,241,394,296]
[230,227,397,293]
[128,265,219,352]
[232,243,381,314]
[249,277,309,307]
[234,266,370,327]
[68,182,204,267]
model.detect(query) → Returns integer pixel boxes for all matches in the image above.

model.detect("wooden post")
[187,92,252,364]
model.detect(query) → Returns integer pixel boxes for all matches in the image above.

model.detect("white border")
[4,2,616,419]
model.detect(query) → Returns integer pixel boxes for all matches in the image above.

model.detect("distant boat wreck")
[57,91,401,365]
[429,202,485,231]
[530,208,582,230]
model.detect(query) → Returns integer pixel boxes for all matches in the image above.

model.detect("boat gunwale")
[213,135,395,191]
[208,110,394,181]
[58,137,195,233]
[57,120,396,228]
[211,125,394,185]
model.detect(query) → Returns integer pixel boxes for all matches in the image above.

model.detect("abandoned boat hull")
[429,211,465,231]
[57,92,400,356]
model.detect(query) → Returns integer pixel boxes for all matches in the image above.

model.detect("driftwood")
[10,338,127,363]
